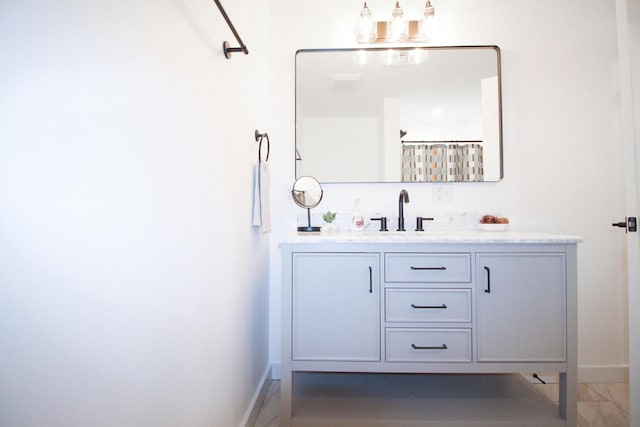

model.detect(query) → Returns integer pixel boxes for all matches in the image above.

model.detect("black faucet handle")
[415,216,435,232]
[370,217,388,232]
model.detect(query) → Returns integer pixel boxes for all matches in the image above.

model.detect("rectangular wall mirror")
[295,46,503,183]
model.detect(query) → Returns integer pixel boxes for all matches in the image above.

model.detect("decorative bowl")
[478,223,509,232]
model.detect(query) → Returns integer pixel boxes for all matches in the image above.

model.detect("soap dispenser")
[350,199,365,231]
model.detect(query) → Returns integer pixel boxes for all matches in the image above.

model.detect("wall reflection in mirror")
[295,46,503,183]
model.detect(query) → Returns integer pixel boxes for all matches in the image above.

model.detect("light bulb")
[356,2,378,43]
[387,2,408,42]
[419,0,436,41]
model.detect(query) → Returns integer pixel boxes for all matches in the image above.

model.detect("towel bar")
[213,0,249,59]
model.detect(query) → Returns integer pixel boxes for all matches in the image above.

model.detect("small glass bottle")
[350,199,365,231]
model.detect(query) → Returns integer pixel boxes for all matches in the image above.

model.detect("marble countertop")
[280,230,582,244]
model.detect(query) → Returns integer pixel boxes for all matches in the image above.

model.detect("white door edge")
[615,1,640,425]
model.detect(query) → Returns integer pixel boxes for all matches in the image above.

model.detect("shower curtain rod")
[213,0,249,59]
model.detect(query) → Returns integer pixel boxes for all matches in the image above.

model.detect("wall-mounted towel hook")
[213,0,249,59]
[255,130,270,162]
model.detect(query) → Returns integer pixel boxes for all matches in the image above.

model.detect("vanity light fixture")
[379,48,428,66]
[356,1,437,44]
[388,2,409,42]
[356,2,378,43]
[419,0,436,41]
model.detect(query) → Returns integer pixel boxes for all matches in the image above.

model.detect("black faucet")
[397,189,410,231]
[370,217,388,231]
[415,216,434,232]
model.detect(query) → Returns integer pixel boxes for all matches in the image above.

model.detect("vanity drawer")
[385,253,471,283]
[386,328,472,363]
[386,289,471,323]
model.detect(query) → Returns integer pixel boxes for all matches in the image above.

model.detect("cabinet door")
[292,253,380,361]
[476,253,566,362]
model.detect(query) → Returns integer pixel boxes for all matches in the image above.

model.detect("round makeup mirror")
[292,176,323,232]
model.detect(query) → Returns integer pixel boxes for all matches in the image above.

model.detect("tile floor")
[253,379,630,427]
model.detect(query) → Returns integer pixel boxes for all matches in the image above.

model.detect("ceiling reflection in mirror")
[295,46,503,183]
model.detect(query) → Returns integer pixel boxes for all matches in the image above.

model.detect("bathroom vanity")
[280,232,579,427]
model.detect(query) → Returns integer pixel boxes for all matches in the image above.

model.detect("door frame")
[615,0,639,424]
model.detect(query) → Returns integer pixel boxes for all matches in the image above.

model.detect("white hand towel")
[252,163,262,227]
[251,161,271,232]
[259,162,271,232]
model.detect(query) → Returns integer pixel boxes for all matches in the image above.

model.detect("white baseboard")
[240,366,273,427]
[578,365,629,383]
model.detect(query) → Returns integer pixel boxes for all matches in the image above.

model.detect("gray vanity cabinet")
[476,253,567,363]
[281,237,579,427]
[292,252,380,362]
[384,252,474,364]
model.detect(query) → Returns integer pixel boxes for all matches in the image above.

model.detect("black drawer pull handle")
[411,304,447,309]
[411,344,448,350]
[484,266,491,293]
[368,266,373,293]
[410,266,447,271]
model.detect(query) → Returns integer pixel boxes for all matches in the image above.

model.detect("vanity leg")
[281,369,292,427]
[559,371,577,426]
[561,244,578,426]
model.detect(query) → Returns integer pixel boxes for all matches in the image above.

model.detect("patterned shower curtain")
[401,143,484,182]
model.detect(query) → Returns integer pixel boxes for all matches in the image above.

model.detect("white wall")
[267,0,628,382]
[0,1,271,426]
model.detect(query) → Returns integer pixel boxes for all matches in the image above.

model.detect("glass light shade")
[387,2,408,42]
[356,2,378,43]
[419,0,436,41]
